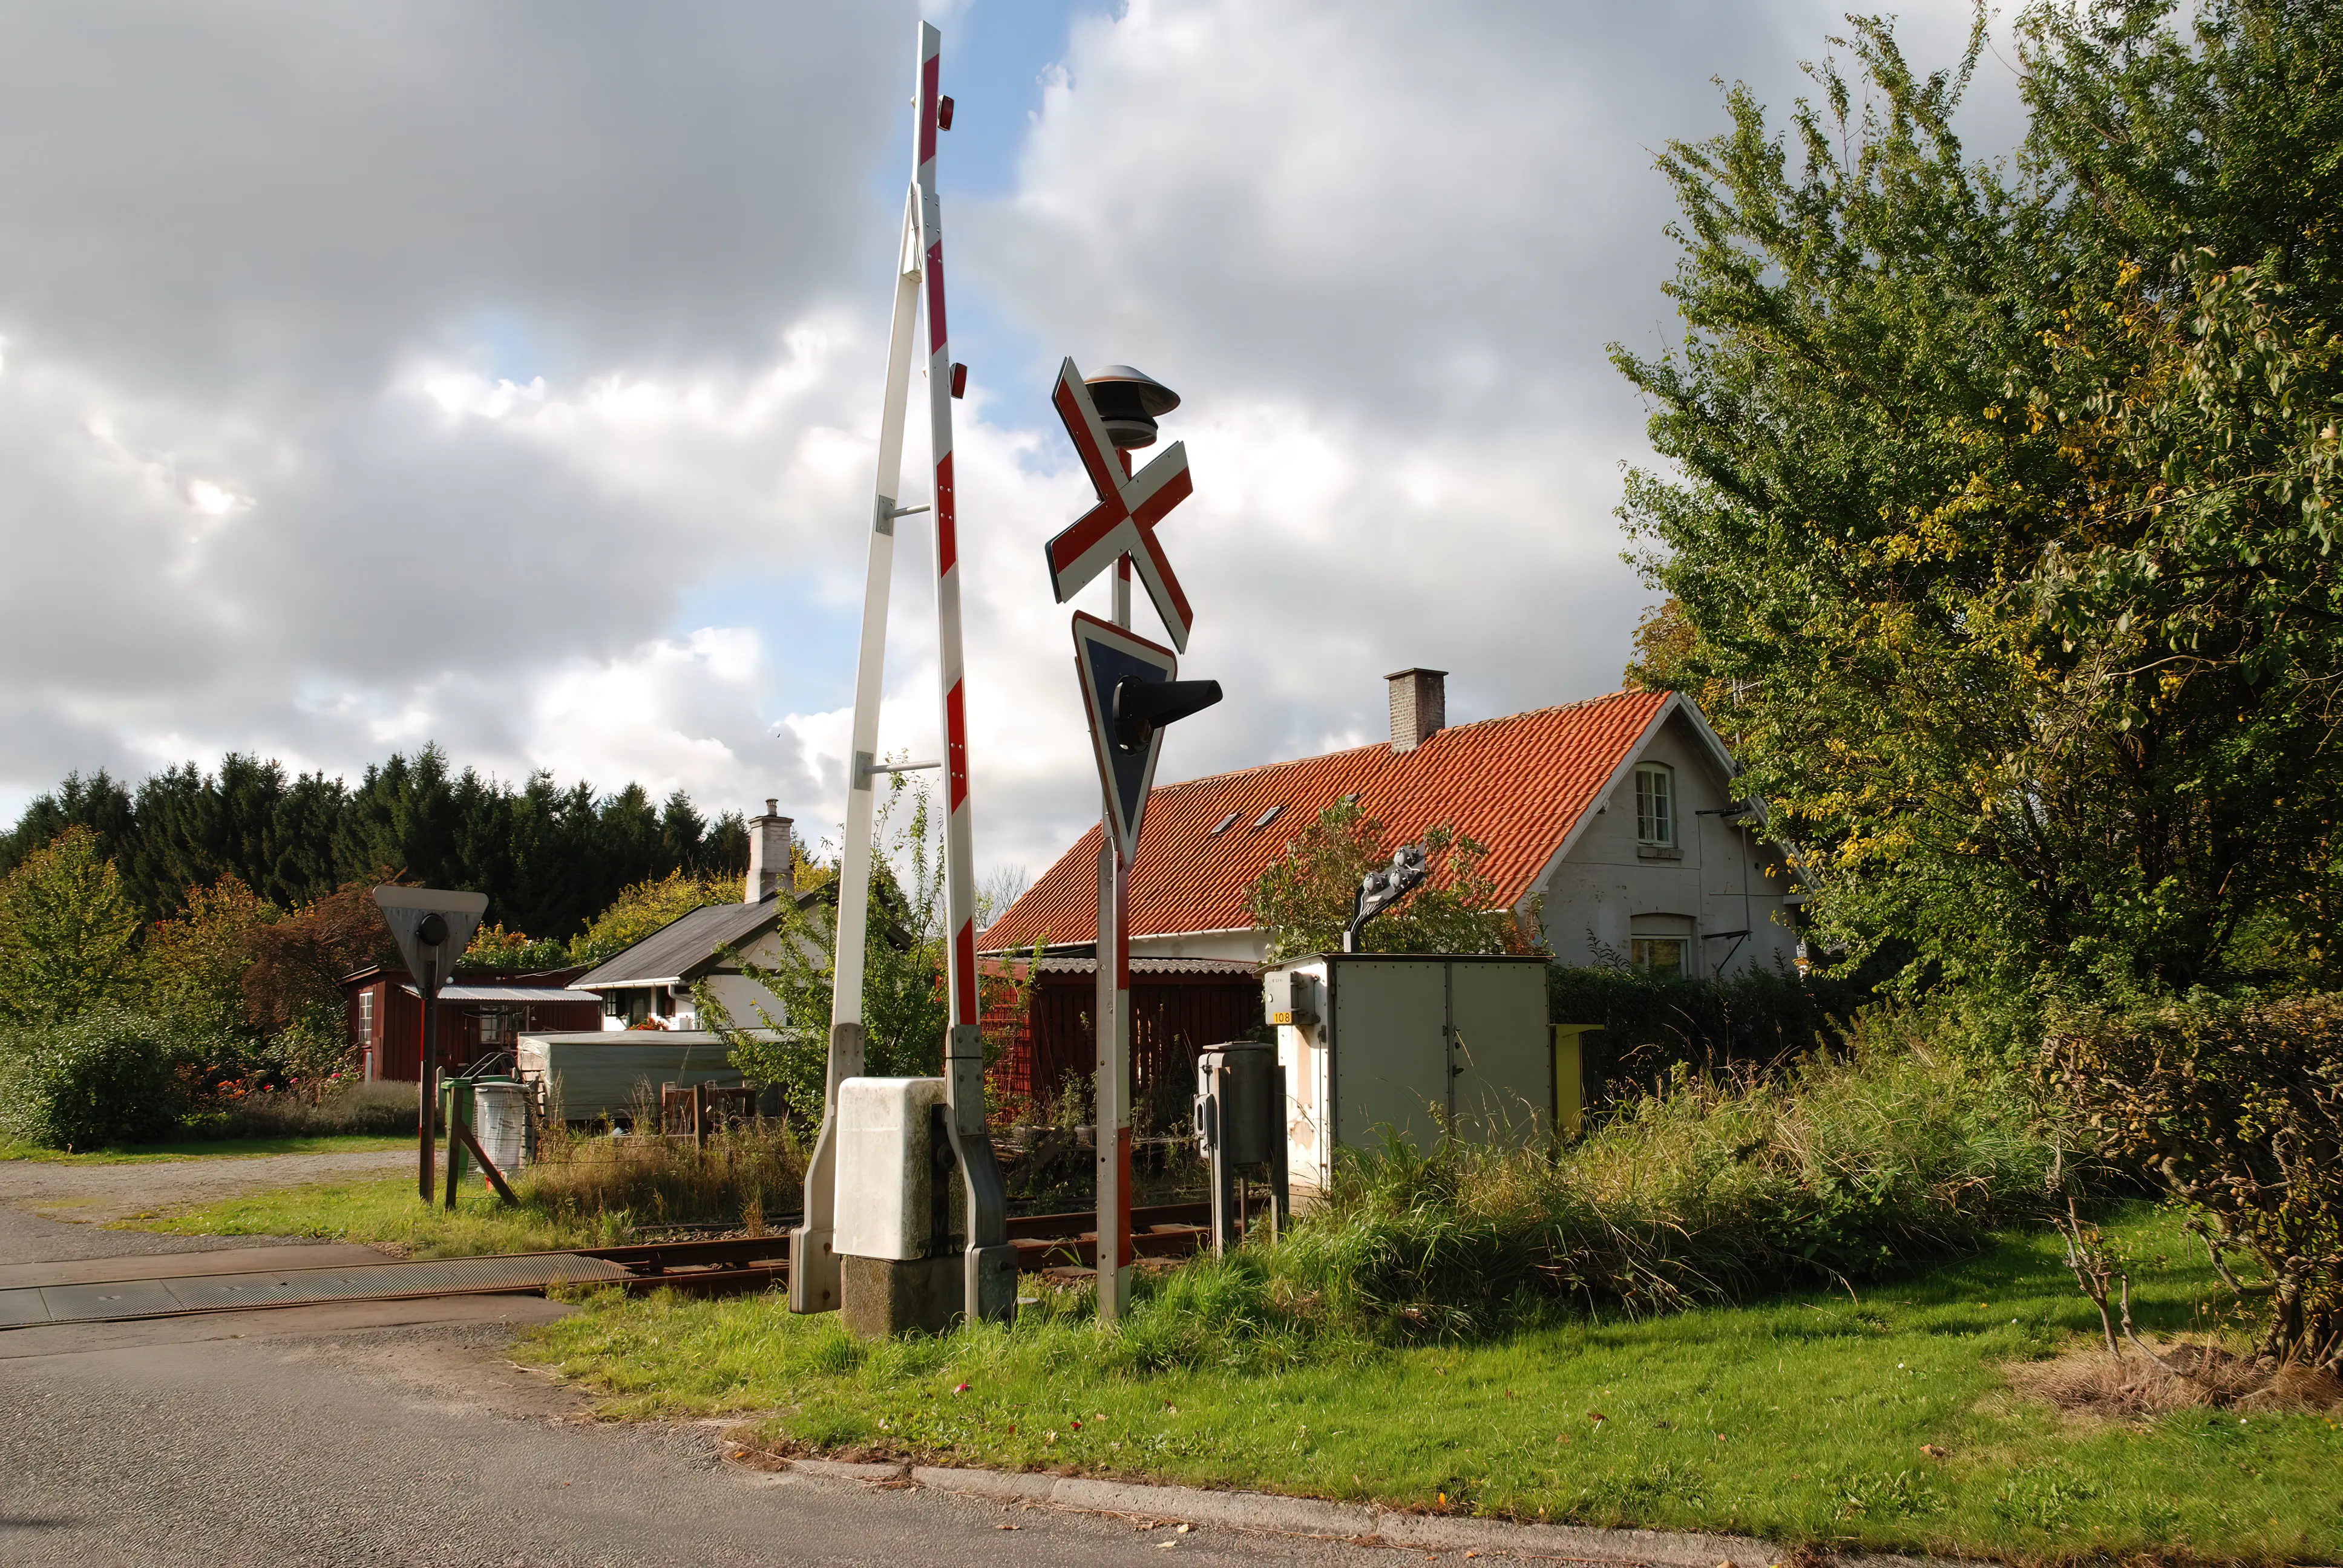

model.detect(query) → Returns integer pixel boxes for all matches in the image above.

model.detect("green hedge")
[1548,962,1869,1109]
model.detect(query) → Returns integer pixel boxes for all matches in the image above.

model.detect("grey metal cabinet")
[1265,953,1551,1196]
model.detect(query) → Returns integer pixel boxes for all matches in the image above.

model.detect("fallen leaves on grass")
[2011,1342,2343,1419]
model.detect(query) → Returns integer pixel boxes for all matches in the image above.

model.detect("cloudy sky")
[0,0,2022,887]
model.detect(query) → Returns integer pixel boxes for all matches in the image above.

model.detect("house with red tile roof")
[981,670,1801,978]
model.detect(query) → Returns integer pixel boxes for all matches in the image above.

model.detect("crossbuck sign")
[1043,358,1195,650]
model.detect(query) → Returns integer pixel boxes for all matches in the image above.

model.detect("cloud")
[945,0,2021,870]
[0,0,2024,886]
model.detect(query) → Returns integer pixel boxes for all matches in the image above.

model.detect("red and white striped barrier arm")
[916,23,978,1040]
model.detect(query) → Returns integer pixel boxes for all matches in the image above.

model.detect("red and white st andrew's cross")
[1042,358,1195,651]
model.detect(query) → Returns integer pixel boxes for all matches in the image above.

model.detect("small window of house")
[1634,763,1675,847]
[1209,812,1239,835]
[1630,914,1693,978]
[1253,805,1283,829]
[1630,936,1687,976]
[357,991,374,1044]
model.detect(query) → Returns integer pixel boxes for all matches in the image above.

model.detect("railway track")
[0,1201,1237,1330]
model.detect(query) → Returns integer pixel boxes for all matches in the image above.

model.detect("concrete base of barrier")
[839,1253,958,1339]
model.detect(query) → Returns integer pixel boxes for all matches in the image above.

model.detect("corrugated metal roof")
[982,955,1258,977]
[572,898,785,990]
[983,689,1668,951]
[400,985,595,1004]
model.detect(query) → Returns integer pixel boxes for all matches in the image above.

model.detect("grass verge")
[122,1120,805,1253]
[1,1134,410,1165]
[129,1175,623,1257]
[518,1204,2343,1563]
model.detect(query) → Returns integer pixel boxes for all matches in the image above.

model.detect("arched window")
[1634,762,1675,848]
[1631,913,1693,977]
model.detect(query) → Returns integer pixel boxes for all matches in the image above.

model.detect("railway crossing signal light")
[1112,675,1222,754]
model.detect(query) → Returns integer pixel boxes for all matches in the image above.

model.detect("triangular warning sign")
[373,886,490,996]
[1073,612,1178,861]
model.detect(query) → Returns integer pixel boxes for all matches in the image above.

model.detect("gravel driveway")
[0,1145,415,1226]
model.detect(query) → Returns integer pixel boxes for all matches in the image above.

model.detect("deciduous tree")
[1248,800,1527,962]
[144,875,280,1037]
[0,826,142,1025]
[1614,0,2343,1000]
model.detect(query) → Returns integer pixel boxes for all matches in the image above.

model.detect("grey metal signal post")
[1045,361,1217,1321]
[373,887,487,1205]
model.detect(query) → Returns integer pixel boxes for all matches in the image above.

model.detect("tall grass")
[518,1119,807,1232]
[183,1080,418,1140]
[1099,1027,2060,1367]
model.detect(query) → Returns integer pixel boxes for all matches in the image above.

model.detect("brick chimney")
[1385,668,1447,754]
[746,799,794,903]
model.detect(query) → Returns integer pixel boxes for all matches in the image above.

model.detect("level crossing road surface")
[0,1179,1409,1567]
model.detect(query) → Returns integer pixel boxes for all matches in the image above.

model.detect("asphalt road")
[0,1189,1407,1567]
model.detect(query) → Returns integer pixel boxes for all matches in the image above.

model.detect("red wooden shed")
[981,955,1261,1133]
[341,963,604,1083]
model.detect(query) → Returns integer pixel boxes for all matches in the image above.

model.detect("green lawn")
[128,1174,619,1256]
[1,1134,411,1165]
[519,1204,2343,1564]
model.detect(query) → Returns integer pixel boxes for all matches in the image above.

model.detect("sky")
[0,0,2027,895]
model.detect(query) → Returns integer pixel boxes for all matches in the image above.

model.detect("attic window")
[1208,812,1239,835]
[1252,805,1283,829]
[1634,763,1676,848]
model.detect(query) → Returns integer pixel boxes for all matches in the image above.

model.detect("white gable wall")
[1530,707,1798,978]
[1088,696,1803,978]
[689,924,806,1030]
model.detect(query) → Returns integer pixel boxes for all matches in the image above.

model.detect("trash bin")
[473,1079,529,1177]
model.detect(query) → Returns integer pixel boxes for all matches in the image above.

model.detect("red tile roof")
[982,688,1670,950]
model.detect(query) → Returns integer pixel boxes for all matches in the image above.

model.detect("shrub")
[1547,961,1870,1106]
[256,1001,358,1085]
[1105,1027,2058,1362]
[2050,993,2343,1368]
[0,1009,207,1149]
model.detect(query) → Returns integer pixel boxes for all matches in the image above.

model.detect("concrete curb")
[788,1458,914,1483]
[793,1457,1807,1564]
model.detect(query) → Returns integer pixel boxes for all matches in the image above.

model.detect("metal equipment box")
[1193,1042,1288,1254]
[1265,953,1552,1197]
[833,1077,951,1263]
[516,1031,749,1123]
